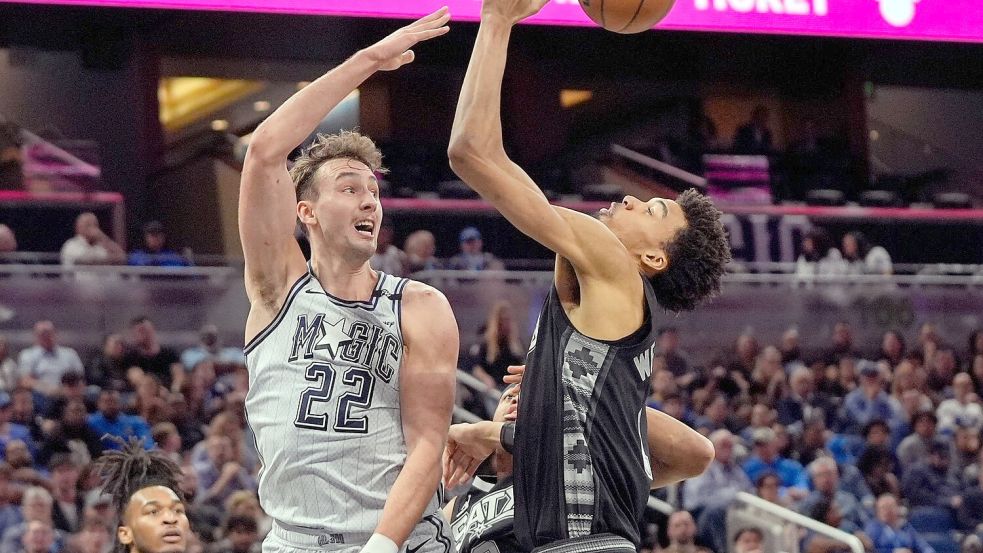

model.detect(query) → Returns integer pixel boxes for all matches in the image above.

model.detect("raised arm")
[239,9,451,329]
[447,0,632,282]
[373,282,458,549]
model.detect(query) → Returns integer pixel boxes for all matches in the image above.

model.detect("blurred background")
[0,2,981,553]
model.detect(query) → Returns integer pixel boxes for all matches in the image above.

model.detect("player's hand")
[361,7,451,72]
[443,422,501,488]
[481,0,550,25]
[502,364,525,385]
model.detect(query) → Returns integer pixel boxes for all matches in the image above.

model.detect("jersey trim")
[306,261,390,310]
[393,277,410,344]
[244,272,311,356]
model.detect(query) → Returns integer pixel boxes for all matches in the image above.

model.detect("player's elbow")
[687,433,715,477]
[243,124,287,165]
[448,135,502,172]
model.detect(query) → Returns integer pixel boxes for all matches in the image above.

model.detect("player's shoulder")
[399,279,450,306]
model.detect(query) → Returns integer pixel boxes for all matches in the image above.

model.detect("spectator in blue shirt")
[841,362,903,435]
[865,494,935,553]
[86,390,152,450]
[743,427,810,501]
[0,393,32,458]
[128,221,190,267]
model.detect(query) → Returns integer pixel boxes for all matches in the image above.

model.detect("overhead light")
[253,100,272,112]
[560,89,593,108]
[211,119,230,131]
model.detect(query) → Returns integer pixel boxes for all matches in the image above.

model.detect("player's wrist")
[498,422,515,454]
[360,533,398,553]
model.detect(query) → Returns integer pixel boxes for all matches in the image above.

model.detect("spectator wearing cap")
[59,212,124,268]
[0,487,65,553]
[86,390,152,451]
[447,227,502,271]
[901,439,963,510]
[897,411,940,471]
[865,494,935,553]
[16,322,83,398]
[127,221,190,267]
[0,394,32,459]
[742,427,810,500]
[36,399,102,468]
[937,373,983,434]
[46,454,82,534]
[840,361,903,436]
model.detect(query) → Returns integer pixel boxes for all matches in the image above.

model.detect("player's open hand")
[442,421,500,488]
[481,0,550,25]
[361,7,451,71]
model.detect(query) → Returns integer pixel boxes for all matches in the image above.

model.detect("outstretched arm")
[239,9,450,336]
[447,1,632,282]
[375,283,459,550]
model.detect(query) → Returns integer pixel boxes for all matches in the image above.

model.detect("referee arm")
[374,282,459,548]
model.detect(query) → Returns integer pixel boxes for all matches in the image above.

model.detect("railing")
[729,492,864,553]
[610,143,708,189]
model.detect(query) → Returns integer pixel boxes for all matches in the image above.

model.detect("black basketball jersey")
[450,477,522,553]
[513,277,659,550]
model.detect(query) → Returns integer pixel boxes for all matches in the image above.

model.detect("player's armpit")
[646,407,714,489]
[374,282,459,546]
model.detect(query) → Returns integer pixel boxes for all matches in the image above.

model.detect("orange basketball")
[579,0,676,34]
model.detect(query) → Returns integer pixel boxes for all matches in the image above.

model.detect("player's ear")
[641,247,668,275]
[297,201,317,226]
[118,525,133,546]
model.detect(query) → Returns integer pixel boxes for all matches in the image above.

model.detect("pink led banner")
[3,0,981,43]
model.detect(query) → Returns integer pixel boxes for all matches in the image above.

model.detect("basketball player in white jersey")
[238,10,458,553]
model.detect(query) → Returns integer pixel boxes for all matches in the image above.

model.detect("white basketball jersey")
[244,264,438,533]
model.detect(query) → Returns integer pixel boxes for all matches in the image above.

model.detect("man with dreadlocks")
[95,439,190,553]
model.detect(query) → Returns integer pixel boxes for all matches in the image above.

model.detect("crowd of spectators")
[0,317,263,553]
[631,321,983,553]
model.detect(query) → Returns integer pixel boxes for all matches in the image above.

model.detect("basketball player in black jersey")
[448,0,730,550]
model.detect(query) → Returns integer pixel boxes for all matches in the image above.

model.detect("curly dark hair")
[93,437,184,525]
[648,189,731,312]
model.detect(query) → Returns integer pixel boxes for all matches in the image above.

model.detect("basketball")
[579,0,676,34]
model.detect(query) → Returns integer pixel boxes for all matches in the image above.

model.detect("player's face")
[493,386,519,423]
[598,196,687,275]
[303,158,382,263]
[119,486,189,553]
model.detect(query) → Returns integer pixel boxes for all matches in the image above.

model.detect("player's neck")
[309,254,378,301]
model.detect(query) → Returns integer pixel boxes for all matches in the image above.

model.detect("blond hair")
[289,130,386,202]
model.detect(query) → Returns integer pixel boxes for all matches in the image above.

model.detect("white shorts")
[264,514,455,553]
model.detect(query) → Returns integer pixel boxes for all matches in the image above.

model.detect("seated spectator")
[85,334,127,393]
[151,423,182,465]
[796,228,847,278]
[823,323,861,371]
[16,322,83,398]
[840,362,903,436]
[128,221,190,267]
[755,472,792,508]
[13,520,56,553]
[798,458,870,532]
[877,331,906,368]
[193,436,256,508]
[743,427,809,500]
[740,403,777,444]
[657,327,693,386]
[778,367,834,430]
[46,455,82,534]
[901,439,963,510]
[792,417,831,467]
[4,440,33,471]
[937,373,982,434]
[957,461,983,532]
[733,527,765,553]
[0,338,17,393]
[403,229,442,273]
[663,511,710,553]
[953,424,981,478]
[856,446,900,499]
[176,466,221,545]
[657,392,695,428]
[123,317,184,392]
[6,390,40,453]
[926,347,958,401]
[223,491,270,538]
[684,429,752,512]
[842,232,892,276]
[0,226,16,255]
[971,355,983,397]
[42,373,93,423]
[802,500,861,553]
[368,223,406,276]
[63,516,109,553]
[897,411,940,471]
[694,393,733,435]
[59,213,124,267]
[36,400,102,468]
[0,395,32,459]
[733,105,773,155]
[865,494,936,553]
[447,227,502,271]
[469,301,524,393]
[0,487,65,553]
[180,325,242,378]
[207,515,260,553]
[647,368,678,410]
[86,391,152,451]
